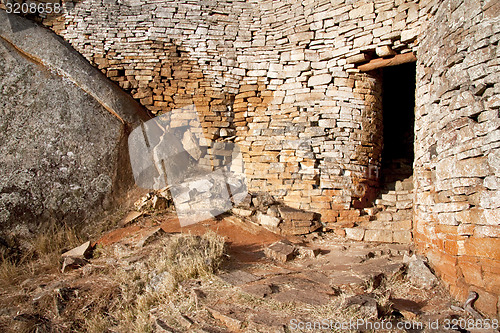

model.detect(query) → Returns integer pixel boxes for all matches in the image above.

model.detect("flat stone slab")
[62,241,92,258]
[265,274,336,305]
[240,283,273,298]
[219,270,261,286]
[277,206,316,221]
[264,241,296,262]
[329,273,365,287]
[271,288,332,305]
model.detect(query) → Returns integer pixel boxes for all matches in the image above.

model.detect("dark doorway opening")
[380,62,416,184]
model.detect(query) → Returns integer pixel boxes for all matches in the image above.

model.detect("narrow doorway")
[380,62,416,184]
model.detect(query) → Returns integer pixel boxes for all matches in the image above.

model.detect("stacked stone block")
[34,0,431,219]
[413,0,500,316]
[13,0,498,316]
[344,176,414,244]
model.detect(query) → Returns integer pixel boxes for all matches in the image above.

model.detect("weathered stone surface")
[207,308,243,332]
[232,207,254,217]
[0,13,149,235]
[307,74,331,87]
[219,270,261,286]
[240,283,273,298]
[346,53,370,64]
[345,295,378,319]
[264,241,296,263]
[345,228,365,241]
[277,206,315,221]
[257,212,281,228]
[297,246,321,258]
[407,257,439,289]
[364,230,392,243]
[375,46,396,57]
[62,241,92,259]
[4,0,498,316]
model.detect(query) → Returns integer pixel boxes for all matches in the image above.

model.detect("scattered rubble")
[1,212,480,333]
[61,241,93,273]
[134,189,173,212]
[232,192,322,235]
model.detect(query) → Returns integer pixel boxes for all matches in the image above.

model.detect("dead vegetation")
[0,223,82,287]
[0,223,226,333]
[0,215,477,333]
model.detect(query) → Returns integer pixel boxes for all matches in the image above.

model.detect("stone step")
[345,228,412,244]
[374,198,395,206]
[358,219,412,231]
[372,210,413,221]
[374,198,413,209]
[381,177,414,192]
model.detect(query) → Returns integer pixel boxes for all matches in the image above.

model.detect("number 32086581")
[4,1,62,14]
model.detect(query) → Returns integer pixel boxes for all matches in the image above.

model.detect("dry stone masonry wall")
[5,0,498,316]
[414,0,500,316]
[36,0,431,225]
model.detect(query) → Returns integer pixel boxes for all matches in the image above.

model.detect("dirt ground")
[0,212,496,333]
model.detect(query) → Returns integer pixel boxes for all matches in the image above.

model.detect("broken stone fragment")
[297,246,321,258]
[235,194,252,209]
[62,241,92,259]
[406,255,438,288]
[61,256,88,273]
[152,195,169,210]
[346,53,370,64]
[154,318,175,332]
[264,240,296,263]
[231,207,254,217]
[181,130,202,160]
[307,73,331,87]
[375,45,396,57]
[277,205,315,221]
[266,205,280,217]
[256,212,281,229]
[134,191,173,211]
[207,308,243,332]
[251,192,275,208]
[345,294,379,319]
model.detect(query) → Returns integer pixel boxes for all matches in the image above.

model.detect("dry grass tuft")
[0,223,82,287]
[89,231,226,332]
[0,220,226,333]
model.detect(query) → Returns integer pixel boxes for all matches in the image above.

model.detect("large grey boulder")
[0,12,150,236]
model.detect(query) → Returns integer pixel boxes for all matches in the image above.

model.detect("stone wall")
[3,0,499,316]
[33,0,430,222]
[414,0,500,316]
